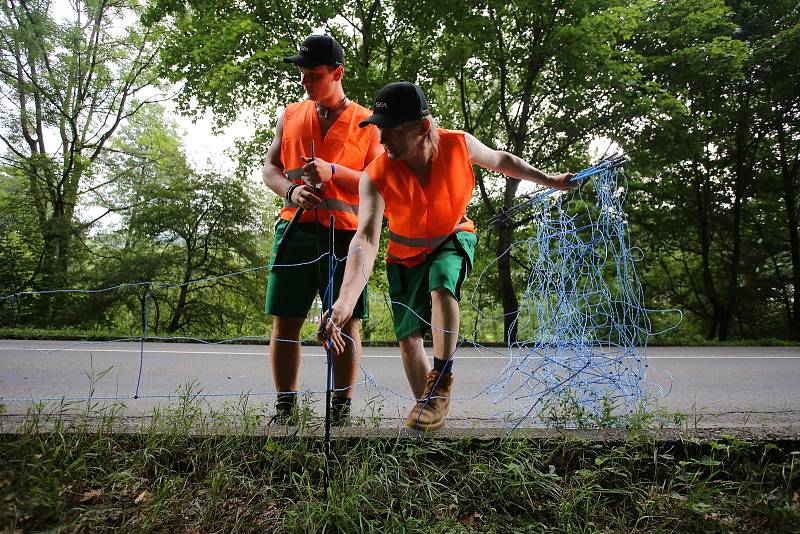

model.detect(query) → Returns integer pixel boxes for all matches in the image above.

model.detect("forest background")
[1,0,798,344]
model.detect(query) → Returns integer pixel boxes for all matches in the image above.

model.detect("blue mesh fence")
[0,156,679,429]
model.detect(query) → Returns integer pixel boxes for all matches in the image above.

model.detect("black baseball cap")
[358,81,430,129]
[284,35,344,68]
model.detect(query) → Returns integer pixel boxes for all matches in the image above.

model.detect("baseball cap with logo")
[284,35,345,68]
[358,81,430,129]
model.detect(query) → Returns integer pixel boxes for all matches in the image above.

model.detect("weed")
[1,392,798,532]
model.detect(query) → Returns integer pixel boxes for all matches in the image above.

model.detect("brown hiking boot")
[405,370,454,431]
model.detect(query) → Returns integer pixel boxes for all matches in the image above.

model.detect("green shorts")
[386,232,478,341]
[265,220,369,319]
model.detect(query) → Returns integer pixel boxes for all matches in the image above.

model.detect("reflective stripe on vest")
[388,220,473,250]
[278,100,375,230]
[284,196,359,215]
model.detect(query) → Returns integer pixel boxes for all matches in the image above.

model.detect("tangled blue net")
[478,155,662,428]
[0,152,678,432]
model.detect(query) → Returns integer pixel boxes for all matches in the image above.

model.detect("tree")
[627,0,798,339]
[748,0,800,337]
[0,0,166,293]
[426,0,645,342]
[146,0,799,343]
[149,0,648,343]
[92,106,268,336]
[0,165,43,326]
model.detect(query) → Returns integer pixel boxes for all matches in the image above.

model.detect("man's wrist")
[528,166,548,185]
[334,295,356,314]
[286,183,300,202]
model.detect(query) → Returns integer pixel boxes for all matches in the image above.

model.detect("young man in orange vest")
[320,81,575,431]
[262,35,382,424]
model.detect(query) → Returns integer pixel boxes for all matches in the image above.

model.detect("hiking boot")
[269,391,298,425]
[330,396,352,427]
[404,370,454,431]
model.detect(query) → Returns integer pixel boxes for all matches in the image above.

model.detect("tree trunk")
[696,166,721,340]
[497,177,522,343]
[720,98,753,341]
[777,113,800,337]
[168,253,194,333]
[719,179,743,341]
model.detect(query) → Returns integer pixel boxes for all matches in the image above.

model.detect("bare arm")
[465,133,575,190]
[336,174,384,309]
[262,111,320,210]
[320,173,385,354]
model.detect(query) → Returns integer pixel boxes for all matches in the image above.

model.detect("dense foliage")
[1,0,798,342]
[1,402,798,531]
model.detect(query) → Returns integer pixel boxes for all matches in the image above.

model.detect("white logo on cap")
[375,101,388,109]
[300,46,309,52]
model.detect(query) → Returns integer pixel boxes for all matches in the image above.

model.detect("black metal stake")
[323,214,335,494]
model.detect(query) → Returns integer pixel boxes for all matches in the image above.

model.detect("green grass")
[0,327,145,342]
[1,395,798,533]
[2,326,799,347]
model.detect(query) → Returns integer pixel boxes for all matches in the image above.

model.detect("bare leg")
[431,288,460,361]
[402,295,459,432]
[399,330,430,399]
[270,315,306,393]
[332,317,361,398]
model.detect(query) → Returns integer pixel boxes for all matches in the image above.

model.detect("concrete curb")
[2,414,798,441]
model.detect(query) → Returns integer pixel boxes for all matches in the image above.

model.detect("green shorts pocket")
[387,262,403,296]
[453,231,478,270]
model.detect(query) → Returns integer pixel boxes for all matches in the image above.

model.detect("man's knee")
[271,315,305,339]
[431,287,456,303]
[399,331,424,353]
[342,317,361,335]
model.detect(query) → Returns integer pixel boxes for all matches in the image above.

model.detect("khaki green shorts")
[265,220,368,319]
[386,232,478,341]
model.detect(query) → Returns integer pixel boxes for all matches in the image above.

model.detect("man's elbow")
[497,151,516,171]
[352,231,379,256]
[263,161,283,181]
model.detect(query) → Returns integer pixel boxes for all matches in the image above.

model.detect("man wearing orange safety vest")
[262,35,382,425]
[320,81,575,431]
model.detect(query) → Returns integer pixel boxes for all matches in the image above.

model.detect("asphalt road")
[1,340,798,430]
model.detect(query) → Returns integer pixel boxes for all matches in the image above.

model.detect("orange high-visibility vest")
[367,129,476,267]
[280,100,376,230]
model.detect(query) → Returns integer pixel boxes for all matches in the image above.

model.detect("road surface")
[1,340,798,430]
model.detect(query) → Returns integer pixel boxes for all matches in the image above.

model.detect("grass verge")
[0,398,798,533]
[2,327,799,346]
